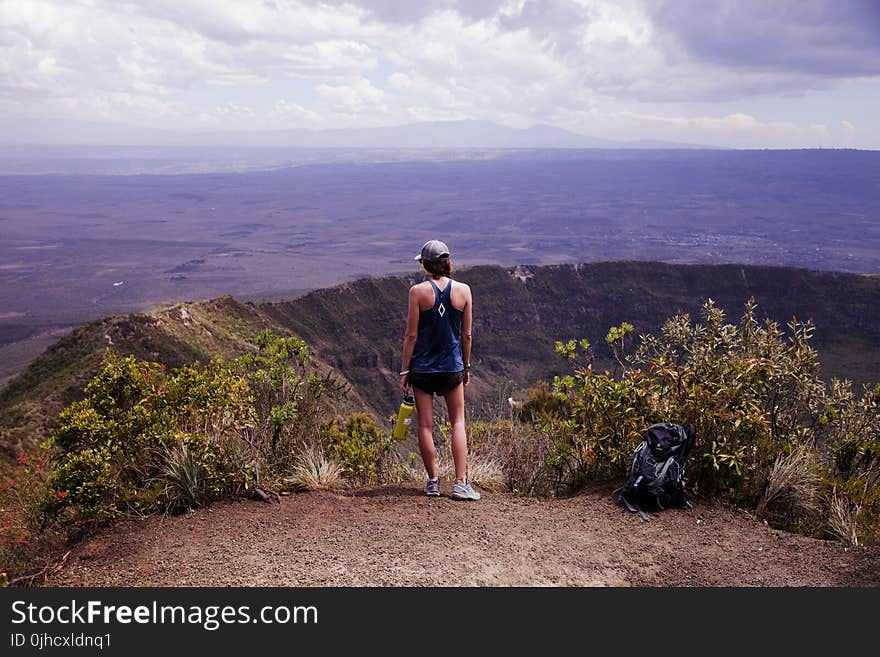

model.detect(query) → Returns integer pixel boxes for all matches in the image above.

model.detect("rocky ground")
[48,481,880,587]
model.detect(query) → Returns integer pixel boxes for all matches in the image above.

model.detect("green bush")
[536,302,833,504]
[47,447,116,519]
[475,299,880,544]
[325,413,394,485]
[631,299,827,501]
[37,330,397,532]
[516,381,571,424]
[820,382,880,544]
[232,329,349,477]
[42,352,253,523]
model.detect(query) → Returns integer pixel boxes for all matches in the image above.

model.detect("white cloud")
[0,0,380,107]
[57,91,183,123]
[277,40,378,78]
[212,102,256,118]
[316,77,386,118]
[387,72,412,90]
[131,0,372,45]
[204,72,270,87]
[0,0,876,146]
[270,99,321,124]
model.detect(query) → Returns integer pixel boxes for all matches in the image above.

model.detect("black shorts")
[409,370,465,396]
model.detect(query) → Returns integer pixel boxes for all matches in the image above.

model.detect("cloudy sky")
[1,0,878,148]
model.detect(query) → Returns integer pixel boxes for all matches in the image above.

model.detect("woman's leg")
[443,382,467,482]
[413,386,437,479]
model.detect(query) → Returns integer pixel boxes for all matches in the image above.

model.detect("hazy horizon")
[0,117,722,150]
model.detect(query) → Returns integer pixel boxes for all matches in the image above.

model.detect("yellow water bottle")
[393,393,415,440]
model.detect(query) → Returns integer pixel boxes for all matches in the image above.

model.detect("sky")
[1,0,879,148]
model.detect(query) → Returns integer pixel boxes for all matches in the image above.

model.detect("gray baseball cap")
[415,239,450,262]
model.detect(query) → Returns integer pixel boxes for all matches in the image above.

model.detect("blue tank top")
[410,279,464,373]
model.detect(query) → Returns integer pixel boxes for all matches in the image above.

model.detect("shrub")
[450,417,549,495]
[324,413,394,485]
[539,302,834,505]
[534,330,653,493]
[46,447,117,520]
[284,445,345,492]
[516,381,571,424]
[584,300,878,541]
[36,329,396,536]
[755,444,820,520]
[42,351,254,524]
[232,329,349,478]
[827,488,862,546]
[827,382,880,481]
[161,442,208,514]
[472,298,879,543]
[41,329,366,522]
[631,299,827,501]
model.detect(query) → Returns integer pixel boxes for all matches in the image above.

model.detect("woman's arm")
[400,285,420,392]
[461,285,473,386]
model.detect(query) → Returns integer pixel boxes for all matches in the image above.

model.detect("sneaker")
[425,478,441,497]
[451,479,481,501]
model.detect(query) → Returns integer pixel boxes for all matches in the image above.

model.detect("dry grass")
[827,489,862,546]
[284,445,346,492]
[471,419,552,496]
[434,444,506,492]
[381,458,417,484]
[756,444,820,518]
[462,456,507,492]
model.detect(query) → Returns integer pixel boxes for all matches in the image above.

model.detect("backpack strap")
[655,456,681,510]
[656,455,676,484]
[616,489,649,522]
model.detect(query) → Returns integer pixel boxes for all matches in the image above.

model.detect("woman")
[399,239,479,500]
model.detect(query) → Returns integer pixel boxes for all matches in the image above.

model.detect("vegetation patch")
[475,299,879,544]
[0,330,400,583]
[2,297,878,584]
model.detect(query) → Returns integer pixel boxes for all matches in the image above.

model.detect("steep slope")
[2,262,879,463]
[0,296,368,460]
[262,261,880,418]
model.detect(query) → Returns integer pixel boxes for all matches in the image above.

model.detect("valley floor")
[48,482,879,587]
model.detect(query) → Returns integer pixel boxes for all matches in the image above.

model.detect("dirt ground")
[48,481,880,587]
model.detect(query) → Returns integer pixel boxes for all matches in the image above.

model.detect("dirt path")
[49,481,880,587]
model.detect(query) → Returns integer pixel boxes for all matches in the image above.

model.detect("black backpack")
[616,423,695,521]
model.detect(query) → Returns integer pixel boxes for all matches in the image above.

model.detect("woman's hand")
[399,373,410,393]
[463,370,470,387]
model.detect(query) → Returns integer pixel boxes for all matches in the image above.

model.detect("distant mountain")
[2,262,878,463]
[0,117,711,150]
[216,120,708,149]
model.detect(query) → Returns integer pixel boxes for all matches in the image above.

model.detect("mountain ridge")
[0,117,711,149]
[2,261,879,463]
